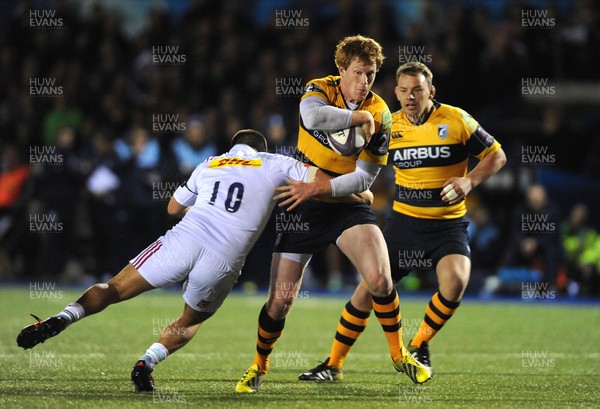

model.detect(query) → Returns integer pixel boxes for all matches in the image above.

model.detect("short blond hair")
[335,35,385,71]
[396,62,433,88]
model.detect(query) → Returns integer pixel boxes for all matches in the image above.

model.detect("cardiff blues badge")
[438,124,449,139]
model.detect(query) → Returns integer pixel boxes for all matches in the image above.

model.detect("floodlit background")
[1,0,599,299]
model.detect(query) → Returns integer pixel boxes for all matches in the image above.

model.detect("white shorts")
[130,229,240,313]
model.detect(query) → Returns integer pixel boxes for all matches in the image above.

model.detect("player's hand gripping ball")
[326,126,366,156]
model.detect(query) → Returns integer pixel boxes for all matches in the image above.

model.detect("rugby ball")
[326,126,366,156]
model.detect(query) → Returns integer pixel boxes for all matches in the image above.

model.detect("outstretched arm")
[310,168,374,205]
[275,160,381,210]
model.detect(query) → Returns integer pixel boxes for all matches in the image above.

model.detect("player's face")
[395,73,435,119]
[339,58,377,104]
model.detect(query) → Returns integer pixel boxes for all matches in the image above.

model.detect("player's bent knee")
[451,269,470,290]
[365,272,392,297]
[106,281,131,302]
[106,264,154,302]
[440,274,469,301]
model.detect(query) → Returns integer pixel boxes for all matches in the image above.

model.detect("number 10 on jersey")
[208,181,245,213]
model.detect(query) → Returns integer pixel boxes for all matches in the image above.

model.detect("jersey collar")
[230,144,257,155]
[403,99,441,125]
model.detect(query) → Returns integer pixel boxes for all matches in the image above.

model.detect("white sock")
[57,302,86,327]
[139,343,169,370]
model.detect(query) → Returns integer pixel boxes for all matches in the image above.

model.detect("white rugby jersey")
[172,144,313,270]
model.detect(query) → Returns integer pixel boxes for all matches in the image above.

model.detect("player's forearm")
[300,97,352,131]
[312,170,372,205]
[329,160,381,197]
[311,176,333,196]
[307,184,373,206]
[350,110,373,126]
[466,149,507,188]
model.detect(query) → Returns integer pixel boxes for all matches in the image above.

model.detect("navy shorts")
[383,211,471,282]
[273,200,377,254]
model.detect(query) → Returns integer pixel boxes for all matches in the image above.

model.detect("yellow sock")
[251,304,285,373]
[372,289,402,362]
[328,301,370,369]
[411,291,460,347]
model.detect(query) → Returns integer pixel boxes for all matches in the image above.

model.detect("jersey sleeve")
[459,108,502,160]
[301,78,330,103]
[269,154,313,186]
[358,105,391,165]
[172,162,204,206]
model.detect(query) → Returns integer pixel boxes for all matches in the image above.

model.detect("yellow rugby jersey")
[298,75,392,175]
[389,101,501,219]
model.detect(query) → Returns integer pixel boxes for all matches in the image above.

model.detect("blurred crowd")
[1,0,599,296]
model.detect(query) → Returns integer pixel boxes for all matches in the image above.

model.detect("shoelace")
[241,368,256,382]
[311,359,332,372]
[413,349,430,366]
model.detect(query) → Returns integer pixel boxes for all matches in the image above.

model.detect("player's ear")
[429,85,436,99]
[394,85,401,101]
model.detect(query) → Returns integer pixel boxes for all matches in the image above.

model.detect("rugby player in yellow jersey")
[236,37,432,393]
[299,62,507,381]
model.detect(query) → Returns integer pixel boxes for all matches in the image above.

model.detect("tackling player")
[299,62,506,381]
[236,36,432,394]
[16,130,368,392]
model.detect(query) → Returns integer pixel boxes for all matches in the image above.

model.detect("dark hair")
[231,129,268,152]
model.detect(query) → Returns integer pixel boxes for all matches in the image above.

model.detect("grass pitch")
[1,287,599,408]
